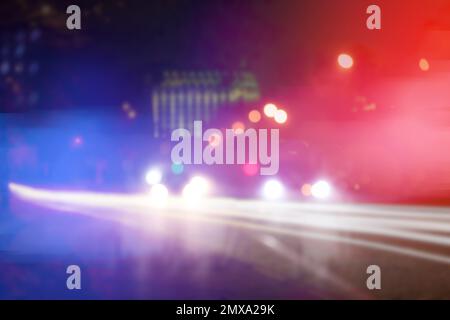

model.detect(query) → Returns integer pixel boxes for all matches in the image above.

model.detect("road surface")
[1,183,449,299]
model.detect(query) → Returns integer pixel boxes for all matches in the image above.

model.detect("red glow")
[242,163,260,176]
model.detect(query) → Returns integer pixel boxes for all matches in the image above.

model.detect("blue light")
[171,163,184,175]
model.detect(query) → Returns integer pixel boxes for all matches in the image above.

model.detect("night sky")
[1,0,450,201]
[1,0,450,108]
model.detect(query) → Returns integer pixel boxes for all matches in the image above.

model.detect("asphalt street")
[1,183,449,299]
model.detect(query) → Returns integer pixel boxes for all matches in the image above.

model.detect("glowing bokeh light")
[301,184,312,197]
[248,110,262,123]
[274,109,288,124]
[419,58,430,71]
[128,110,137,119]
[263,103,278,118]
[183,176,210,200]
[73,136,83,147]
[232,121,245,134]
[191,176,209,190]
[338,53,354,69]
[149,183,169,206]
[262,180,284,200]
[311,180,331,199]
[145,168,162,186]
[122,102,131,111]
[171,163,184,175]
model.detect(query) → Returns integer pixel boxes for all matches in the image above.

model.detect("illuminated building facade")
[151,70,260,138]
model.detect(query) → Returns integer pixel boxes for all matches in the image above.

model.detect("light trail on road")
[9,183,450,265]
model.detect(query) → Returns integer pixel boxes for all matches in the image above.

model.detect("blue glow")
[171,163,184,175]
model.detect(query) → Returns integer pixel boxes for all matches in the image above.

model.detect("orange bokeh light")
[419,58,430,71]
[232,121,245,134]
[248,110,262,123]
[301,184,312,197]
